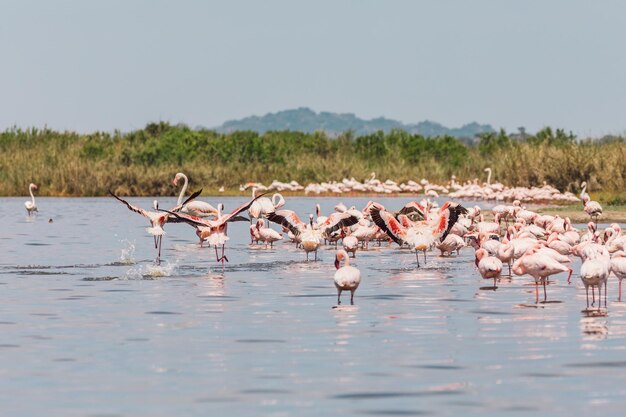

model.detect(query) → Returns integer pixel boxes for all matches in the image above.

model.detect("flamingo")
[173,173,218,217]
[24,183,38,216]
[512,245,570,303]
[162,194,263,266]
[610,251,626,301]
[580,181,602,224]
[334,249,361,305]
[370,201,468,267]
[475,248,503,287]
[109,189,201,265]
[341,228,359,258]
[255,219,283,248]
[580,247,611,308]
[496,237,514,276]
[248,187,286,226]
[436,234,465,256]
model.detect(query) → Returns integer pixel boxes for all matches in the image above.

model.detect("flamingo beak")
[334,256,340,270]
[172,179,178,186]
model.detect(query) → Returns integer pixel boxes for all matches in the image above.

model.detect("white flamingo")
[24,183,38,216]
[580,246,611,308]
[109,189,201,265]
[334,249,361,305]
[173,173,218,217]
[255,219,283,248]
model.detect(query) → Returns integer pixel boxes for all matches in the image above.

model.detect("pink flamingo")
[611,251,626,301]
[580,247,611,308]
[512,245,570,303]
[24,183,38,216]
[475,248,503,287]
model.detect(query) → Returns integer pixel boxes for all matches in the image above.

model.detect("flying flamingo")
[475,248,503,288]
[109,189,201,265]
[173,173,218,217]
[24,183,38,216]
[611,251,626,301]
[162,194,263,267]
[334,249,361,305]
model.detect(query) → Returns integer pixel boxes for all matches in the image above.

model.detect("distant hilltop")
[212,107,495,138]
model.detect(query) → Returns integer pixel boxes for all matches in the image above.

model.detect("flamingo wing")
[267,209,304,237]
[370,206,406,246]
[399,201,426,220]
[440,202,468,241]
[158,209,210,228]
[170,188,203,212]
[323,212,359,236]
[109,191,149,218]
[220,192,268,224]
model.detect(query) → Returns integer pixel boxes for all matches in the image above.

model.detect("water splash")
[119,239,136,265]
[123,261,178,280]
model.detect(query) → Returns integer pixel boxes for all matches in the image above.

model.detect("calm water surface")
[1,196,625,417]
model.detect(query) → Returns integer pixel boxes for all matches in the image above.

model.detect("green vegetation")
[0,123,624,202]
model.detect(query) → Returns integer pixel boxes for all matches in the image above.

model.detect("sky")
[1,0,625,136]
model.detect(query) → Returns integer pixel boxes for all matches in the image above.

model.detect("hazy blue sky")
[1,0,625,136]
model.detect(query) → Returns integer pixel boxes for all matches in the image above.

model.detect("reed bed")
[0,123,624,203]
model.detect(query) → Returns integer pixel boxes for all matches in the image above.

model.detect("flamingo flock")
[104,171,624,309]
[237,169,580,204]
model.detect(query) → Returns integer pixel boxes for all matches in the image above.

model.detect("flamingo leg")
[604,282,607,308]
[567,268,573,284]
[543,279,547,302]
[221,244,228,263]
[620,280,623,302]
[337,289,342,305]
[423,250,427,265]
[350,290,355,305]
[592,286,596,306]
[508,262,511,277]
[214,246,220,262]
[586,286,589,308]
[535,282,539,304]
[415,250,421,268]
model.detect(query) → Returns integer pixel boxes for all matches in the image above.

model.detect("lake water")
[1,196,625,417]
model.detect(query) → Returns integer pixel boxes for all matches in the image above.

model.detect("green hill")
[214,107,494,138]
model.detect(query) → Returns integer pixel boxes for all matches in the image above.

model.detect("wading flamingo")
[334,249,361,305]
[25,183,38,216]
[173,173,218,217]
[475,248,503,288]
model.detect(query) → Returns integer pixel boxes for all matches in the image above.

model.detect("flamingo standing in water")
[109,189,201,265]
[334,249,361,305]
[255,219,283,248]
[475,248,503,288]
[162,194,262,267]
[580,246,611,308]
[611,251,626,301]
[247,187,285,227]
[370,201,467,267]
[512,245,570,303]
[173,173,218,217]
[24,183,38,216]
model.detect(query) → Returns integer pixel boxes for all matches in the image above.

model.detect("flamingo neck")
[29,185,36,203]
[487,169,492,185]
[176,174,189,205]
[252,187,257,199]
[272,193,283,207]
